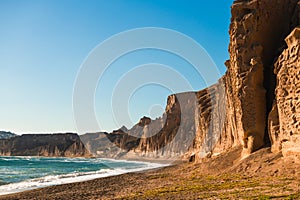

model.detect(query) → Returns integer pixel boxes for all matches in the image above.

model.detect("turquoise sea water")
[0,156,165,195]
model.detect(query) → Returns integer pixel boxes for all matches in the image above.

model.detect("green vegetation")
[118,172,300,199]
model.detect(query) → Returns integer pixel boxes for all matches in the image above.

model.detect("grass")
[118,172,299,199]
[148,173,169,179]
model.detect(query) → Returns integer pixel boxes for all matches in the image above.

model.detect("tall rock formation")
[188,0,300,160]
[224,0,299,156]
[269,27,300,160]
[82,92,197,159]
[82,0,300,162]
[192,80,227,159]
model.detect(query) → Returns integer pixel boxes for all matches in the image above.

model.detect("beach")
[0,156,166,196]
[1,147,299,199]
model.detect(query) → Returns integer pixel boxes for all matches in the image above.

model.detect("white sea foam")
[0,160,166,195]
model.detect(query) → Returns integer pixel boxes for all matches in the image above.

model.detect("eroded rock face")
[113,92,196,159]
[80,92,197,159]
[134,92,197,158]
[80,132,116,157]
[269,27,300,161]
[0,133,91,157]
[165,0,300,160]
[191,79,227,159]
[81,0,300,162]
[226,0,299,156]
[190,0,300,160]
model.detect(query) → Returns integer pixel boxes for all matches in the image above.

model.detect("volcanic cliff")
[82,0,300,163]
[188,0,300,160]
[0,133,91,157]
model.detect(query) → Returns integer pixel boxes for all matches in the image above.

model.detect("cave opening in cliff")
[260,0,299,147]
[263,63,275,147]
[262,29,290,147]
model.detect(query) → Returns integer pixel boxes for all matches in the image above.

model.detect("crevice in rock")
[262,0,299,147]
[262,63,279,146]
[263,40,289,147]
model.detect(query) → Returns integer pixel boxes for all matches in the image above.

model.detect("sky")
[0,0,233,134]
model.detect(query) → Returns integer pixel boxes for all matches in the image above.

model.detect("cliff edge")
[81,0,300,163]
[0,133,91,157]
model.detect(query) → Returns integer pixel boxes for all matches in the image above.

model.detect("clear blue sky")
[0,0,233,134]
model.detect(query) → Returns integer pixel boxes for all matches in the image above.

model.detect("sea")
[0,156,166,195]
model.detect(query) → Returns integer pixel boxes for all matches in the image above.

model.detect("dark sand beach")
[1,147,299,200]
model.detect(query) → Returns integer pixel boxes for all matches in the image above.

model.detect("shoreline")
[1,148,299,199]
[0,164,176,199]
[0,156,169,196]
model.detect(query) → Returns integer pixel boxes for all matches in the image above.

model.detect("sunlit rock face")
[190,0,300,160]
[81,0,300,162]
[269,27,300,161]
[224,0,299,157]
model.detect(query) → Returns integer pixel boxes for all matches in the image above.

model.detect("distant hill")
[0,131,17,139]
[0,133,91,157]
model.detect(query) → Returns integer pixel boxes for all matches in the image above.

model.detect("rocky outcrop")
[269,27,300,161]
[82,0,300,162]
[190,79,227,159]
[224,0,299,157]
[89,92,197,159]
[80,132,129,158]
[193,0,300,160]
[0,133,91,157]
[177,0,300,160]
[133,92,196,158]
[0,131,16,139]
[80,92,197,159]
